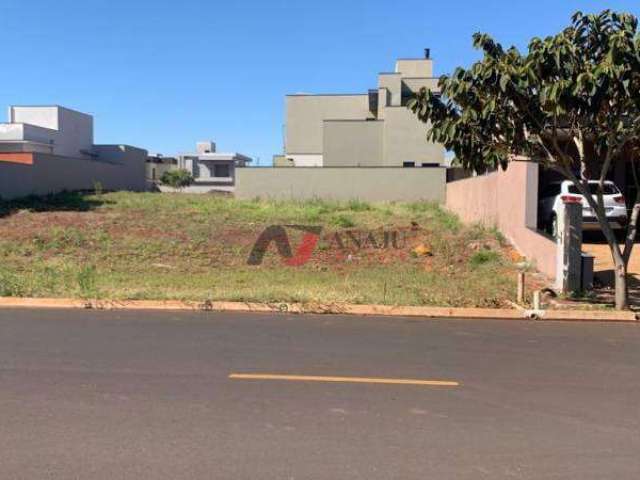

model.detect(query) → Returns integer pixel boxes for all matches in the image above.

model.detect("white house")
[0,105,147,199]
[157,141,252,193]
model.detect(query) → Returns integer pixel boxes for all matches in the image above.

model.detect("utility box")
[581,253,595,291]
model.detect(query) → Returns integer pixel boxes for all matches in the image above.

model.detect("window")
[568,183,619,195]
[403,162,415,168]
[214,164,231,178]
[541,184,561,198]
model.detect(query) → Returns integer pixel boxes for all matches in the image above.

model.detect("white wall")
[7,106,93,158]
[10,106,59,130]
[289,154,323,167]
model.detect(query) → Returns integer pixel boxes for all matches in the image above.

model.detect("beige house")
[283,50,444,167]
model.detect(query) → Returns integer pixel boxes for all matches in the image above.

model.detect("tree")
[160,169,194,191]
[408,10,640,310]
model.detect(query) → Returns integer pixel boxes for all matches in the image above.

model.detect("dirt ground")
[582,238,640,278]
[582,234,640,307]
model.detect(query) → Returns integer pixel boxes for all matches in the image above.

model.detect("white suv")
[539,180,628,237]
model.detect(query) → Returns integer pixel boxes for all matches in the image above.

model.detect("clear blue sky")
[1,0,637,164]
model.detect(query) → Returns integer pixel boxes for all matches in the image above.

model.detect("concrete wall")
[445,161,557,279]
[146,162,175,182]
[7,106,93,158]
[0,147,147,200]
[235,167,446,202]
[285,94,372,156]
[382,107,444,166]
[323,120,383,167]
[395,59,433,77]
[378,73,402,106]
[402,77,440,95]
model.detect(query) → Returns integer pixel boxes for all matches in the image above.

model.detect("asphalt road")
[0,309,639,479]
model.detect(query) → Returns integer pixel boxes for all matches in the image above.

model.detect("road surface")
[0,309,639,479]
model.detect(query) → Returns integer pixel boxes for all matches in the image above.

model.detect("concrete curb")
[0,297,637,323]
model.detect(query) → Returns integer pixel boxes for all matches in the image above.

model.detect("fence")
[235,167,446,202]
[445,161,557,280]
[0,147,147,200]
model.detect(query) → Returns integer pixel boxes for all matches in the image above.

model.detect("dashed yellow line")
[229,373,459,387]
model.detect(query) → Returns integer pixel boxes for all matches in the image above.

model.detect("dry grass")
[0,191,522,307]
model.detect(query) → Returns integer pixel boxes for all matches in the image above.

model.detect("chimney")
[424,48,431,59]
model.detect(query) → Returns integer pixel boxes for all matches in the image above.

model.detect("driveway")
[583,241,640,278]
[582,231,640,292]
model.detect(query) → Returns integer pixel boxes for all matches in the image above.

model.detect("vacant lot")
[0,192,528,307]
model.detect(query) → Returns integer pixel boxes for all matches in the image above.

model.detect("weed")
[77,265,98,299]
[332,214,356,228]
[347,199,372,212]
[469,250,501,268]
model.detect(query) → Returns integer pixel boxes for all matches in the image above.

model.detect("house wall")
[287,154,323,167]
[146,162,175,182]
[235,167,446,202]
[382,107,444,166]
[395,59,433,77]
[285,94,372,157]
[0,147,147,200]
[378,73,402,106]
[323,120,383,167]
[402,77,440,95]
[445,161,557,279]
[9,106,93,158]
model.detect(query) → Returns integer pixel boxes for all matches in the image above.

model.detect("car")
[538,180,628,237]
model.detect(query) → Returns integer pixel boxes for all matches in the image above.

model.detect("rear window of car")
[568,183,619,195]
[541,184,562,197]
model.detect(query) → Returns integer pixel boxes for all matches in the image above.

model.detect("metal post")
[532,290,541,311]
[517,272,525,304]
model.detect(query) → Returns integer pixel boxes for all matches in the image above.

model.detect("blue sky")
[1,0,638,164]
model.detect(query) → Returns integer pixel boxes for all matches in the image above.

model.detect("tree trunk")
[613,250,629,310]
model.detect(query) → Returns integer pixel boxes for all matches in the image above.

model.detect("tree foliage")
[160,169,194,190]
[409,10,640,309]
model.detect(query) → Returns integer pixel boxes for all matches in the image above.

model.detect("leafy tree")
[160,169,194,190]
[409,10,640,310]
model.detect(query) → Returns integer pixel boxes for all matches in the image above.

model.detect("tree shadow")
[582,230,628,245]
[0,191,111,219]
[586,270,640,308]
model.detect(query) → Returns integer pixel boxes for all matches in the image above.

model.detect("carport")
[537,161,639,295]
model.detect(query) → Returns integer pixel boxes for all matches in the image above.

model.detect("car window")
[541,184,561,197]
[568,183,619,195]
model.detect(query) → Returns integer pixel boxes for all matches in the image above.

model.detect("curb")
[0,297,637,323]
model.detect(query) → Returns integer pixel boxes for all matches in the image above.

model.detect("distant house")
[282,50,444,168]
[156,141,252,193]
[0,105,147,200]
[146,153,177,184]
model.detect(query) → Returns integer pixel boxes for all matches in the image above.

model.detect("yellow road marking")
[229,373,459,387]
